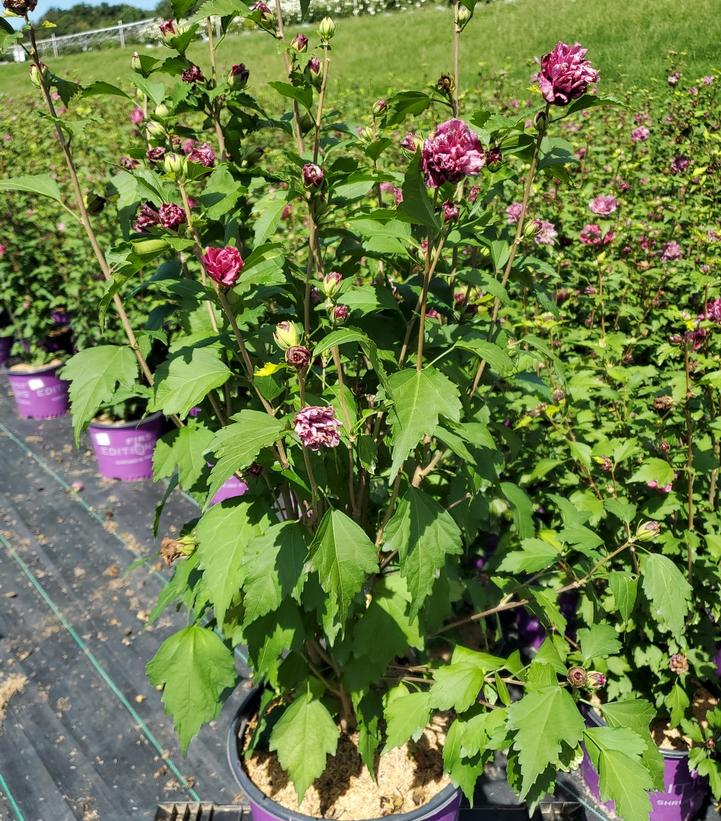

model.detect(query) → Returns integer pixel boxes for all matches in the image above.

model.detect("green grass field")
[2,0,719,103]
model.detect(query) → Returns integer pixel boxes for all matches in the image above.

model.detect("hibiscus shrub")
[4,0,715,816]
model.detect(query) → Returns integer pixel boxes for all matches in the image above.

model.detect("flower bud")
[29,62,48,88]
[303,162,324,187]
[131,51,142,71]
[274,321,302,350]
[154,102,170,119]
[163,152,187,180]
[567,666,588,688]
[457,4,472,24]
[635,520,661,542]
[332,304,349,324]
[160,533,197,566]
[145,120,166,140]
[229,63,250,89]
[322,271,343,299]
[587,671,607,689]
[318,16,335,41]
[158,19,176,39]
[400,131,420,151]
[308,56,321,76]
[442,200,459,222]
[669,653,689,675]
[290,33,308,53]
[373,98,387,116]
[252,0,273,23]
[285,345,311,371]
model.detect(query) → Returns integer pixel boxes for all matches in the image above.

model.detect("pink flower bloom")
[533,219,557,246]
[689,86,698,97]
[634,111,650,125]
[701,298,721,323]
[159,19,176,37]
[667,71,681,86]
[181,64,205,84]
[426,308,442,320]
[506,202,523,224]
[303,162,324,187]
[702,75,715,86]
[468,186,480,203]
[202,246,244,287]
[589,194,617,215]
[0,244,6,256]
[133,203,161,233]
[294,405,341,450]
[575,147,587,160]
[580,223,614,246]
[670,155,691,173]
[631,126,650,142]
[120,156,139,170]
[146,146,166,163]
[158,203,186,229]
[661,241,682,262]
[421,119,485,187]
[442,200,459,222]
[130,106,144,125]
[184,141,215,167]
[400,131,417,151]
[535,42,599,106]
[639,235,653,252]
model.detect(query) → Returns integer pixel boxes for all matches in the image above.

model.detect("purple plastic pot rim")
[226,686,462,821]
[8,361,64,377]
[87,411,163,431]
[585,706,691,761]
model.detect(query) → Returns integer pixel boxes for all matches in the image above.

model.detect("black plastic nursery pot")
[581,708,708,821]
[87,412,164,481]
[226,688,463,821]
[6,361,69,419]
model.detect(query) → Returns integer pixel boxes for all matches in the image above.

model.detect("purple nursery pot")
[0,335,12,367]
[581,710,708,821]
[7,363,69,419]
[210,473,248,506]
[88,413,163,481]
[227,688,462,821]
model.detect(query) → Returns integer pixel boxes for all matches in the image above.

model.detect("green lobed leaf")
[152,422,215,490]
[641,552,692,634]
[508,686,585,799]
[269,691,340,802]
[578,623,622,663]
[146,625,236,752]
[150,346,231,419]
[386,367,461,480]
[309,509,379,633]
[206,410,286,504]
[195,501,269,624]
[384,685,432,751]
[385,487,463,617]
[61,345,138,443]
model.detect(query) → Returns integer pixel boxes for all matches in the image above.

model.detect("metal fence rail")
[29,17,160,58]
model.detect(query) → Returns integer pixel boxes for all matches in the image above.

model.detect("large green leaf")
[600,699,664,791]
[430,655,493,713]
[397,152,439,230]
[384,685,432,751]
[149,347,231,419]
[455,338,514,375]
[242,522,308,625]
[146,625,236,752]
[309,510,379,632]
[641,553,692,635]
[206,409,286,503]
[385,487,463,616]
[584,726,654,821]
[61,345,138,442]
[0,174,77,220]
[269,691,340,802]
[153,422,215,490]
[498,538,560,574]
[386,367,461,480]
[578,623,621,663]
[244,599,305,685]
[508,686,585,799]
[195,501,269,624]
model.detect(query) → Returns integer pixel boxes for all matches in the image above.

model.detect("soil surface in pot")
[652,686,718,750]
[8,358,62,374]
[244,714,451,818]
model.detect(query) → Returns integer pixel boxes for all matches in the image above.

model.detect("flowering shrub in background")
[3,0,721,815]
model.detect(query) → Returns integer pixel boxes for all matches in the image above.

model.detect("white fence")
[28,18,160,59]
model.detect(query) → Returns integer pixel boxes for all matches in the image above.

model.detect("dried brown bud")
[567,666,588,688]
[669,653,689,675]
